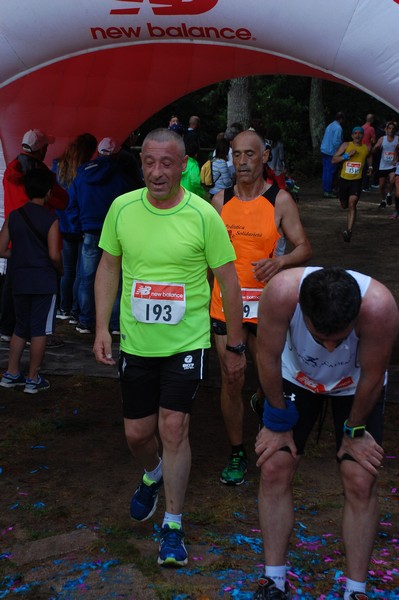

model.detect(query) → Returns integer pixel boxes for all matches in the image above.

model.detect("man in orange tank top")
[209,130,312,486]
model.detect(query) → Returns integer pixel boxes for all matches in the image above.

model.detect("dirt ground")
[0,182,398,599]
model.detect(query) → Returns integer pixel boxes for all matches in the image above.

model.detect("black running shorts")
[281,379,385,455]
[338,177,363,208]
[119,348,208,419]
[378,167,395,179]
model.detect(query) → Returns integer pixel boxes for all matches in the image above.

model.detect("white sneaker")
[76,322,93,334]
[56,310,71,320]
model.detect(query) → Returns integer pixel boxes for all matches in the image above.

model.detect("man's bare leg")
[124,414,160,471]
[340,460,379,582]
[214,332,250,485]
[258,450,299,566]
[158,408,191,515]
[125,414,164,523]
[214,333,245,446]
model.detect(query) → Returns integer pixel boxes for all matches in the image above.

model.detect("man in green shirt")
[93,128,245,567]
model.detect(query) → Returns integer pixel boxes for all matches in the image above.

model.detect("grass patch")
[99,524,139,564]
[0,418,55,449]
[152,582,212,600]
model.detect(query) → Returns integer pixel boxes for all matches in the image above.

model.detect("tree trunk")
[227,77,250,128]
[309,78,325,155]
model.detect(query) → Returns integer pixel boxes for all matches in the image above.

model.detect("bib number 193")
[132,280,186,325]
[145,303,172,322]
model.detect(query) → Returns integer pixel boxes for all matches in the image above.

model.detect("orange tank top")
[210,185,280,324]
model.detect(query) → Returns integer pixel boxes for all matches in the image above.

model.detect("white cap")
[98,137,121,155]
[22,129,55,152]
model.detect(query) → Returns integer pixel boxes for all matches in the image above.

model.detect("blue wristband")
[263,395,299,432]
[342,152,350,160]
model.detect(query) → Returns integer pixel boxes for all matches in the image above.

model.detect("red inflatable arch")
[1,0,399,162]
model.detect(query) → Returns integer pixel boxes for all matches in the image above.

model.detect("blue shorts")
[119,348,208,419]
[13,293,57,338]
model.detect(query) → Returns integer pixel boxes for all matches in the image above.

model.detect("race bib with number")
[242,288,262,319]
[344,161,361,175]
[295,371,354,393]
[132,280,186,325]
[383,150,394,162]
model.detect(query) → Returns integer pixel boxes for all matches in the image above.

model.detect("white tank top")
[281,267,371,396]
[379,135,398,170]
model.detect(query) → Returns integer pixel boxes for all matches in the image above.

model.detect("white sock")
[265,565,286,592]
[344,577,366,600]
[162,512,182,529]
[144,458,162,482]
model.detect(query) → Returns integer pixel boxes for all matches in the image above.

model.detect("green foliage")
[249,75,313,174]
[322,80,398,135]
[137,74,398,175]
[137,81,229,148]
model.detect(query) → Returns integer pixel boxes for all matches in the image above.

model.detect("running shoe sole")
[220,473,247,486]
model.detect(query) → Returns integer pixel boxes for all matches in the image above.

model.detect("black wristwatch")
[226,342,246,355]
[343,419,366,438]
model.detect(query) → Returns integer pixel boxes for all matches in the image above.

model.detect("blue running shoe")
[23,374,50,394]
[157,523,188,567]
[0,371,25,389]
[130,474,163,521]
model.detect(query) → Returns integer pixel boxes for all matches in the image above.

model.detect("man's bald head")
[232,130,266,153]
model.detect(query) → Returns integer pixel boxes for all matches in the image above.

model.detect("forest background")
[136,76,399,177]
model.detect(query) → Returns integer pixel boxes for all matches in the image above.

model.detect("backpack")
[200,158,214,188]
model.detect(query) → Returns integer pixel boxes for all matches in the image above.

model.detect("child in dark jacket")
[0,169,63,394]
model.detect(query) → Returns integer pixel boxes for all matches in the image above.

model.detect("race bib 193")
[132,280,186,324]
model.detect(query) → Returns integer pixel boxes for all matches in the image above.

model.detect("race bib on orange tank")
[132,280,186,324]
[242,288,262,319]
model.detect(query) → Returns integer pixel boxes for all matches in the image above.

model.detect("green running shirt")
[99,188,236,356]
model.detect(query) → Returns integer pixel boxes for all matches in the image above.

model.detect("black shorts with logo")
[119,348,208,419]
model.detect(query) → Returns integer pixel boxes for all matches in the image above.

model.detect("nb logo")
[137,285,151,296]
[111,0,218,16]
